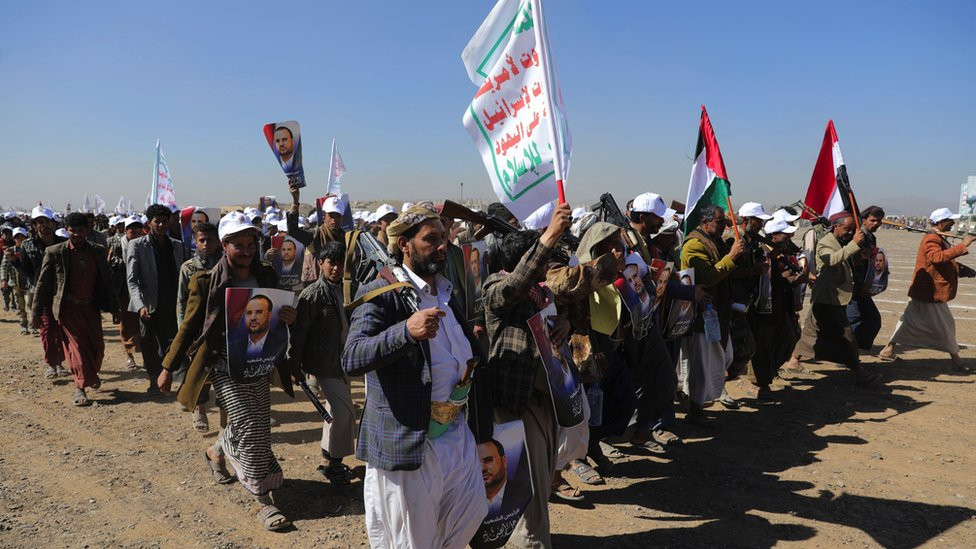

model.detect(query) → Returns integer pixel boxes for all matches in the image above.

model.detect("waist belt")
[64,295,93,305]
[428,379,473,440]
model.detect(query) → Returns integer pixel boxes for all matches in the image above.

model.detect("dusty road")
[0,229,974,548]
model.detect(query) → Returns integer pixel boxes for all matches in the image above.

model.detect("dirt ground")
[1,229,974,548]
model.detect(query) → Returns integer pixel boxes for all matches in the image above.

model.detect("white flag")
[461,0,571,221]
[82,193,91,213]
[116,195,126,214]
[151,140,177,207]
[326,138,347,195]
[93,194,106,214]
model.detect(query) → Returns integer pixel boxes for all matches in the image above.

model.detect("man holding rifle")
[879,208,976,371]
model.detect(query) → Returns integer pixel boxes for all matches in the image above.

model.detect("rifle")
[439,200,579,263]
[752,232,801,274]
[591,192,641,253]
[351,229,421,313]
[297,378,333,423]
[881,218,976,240]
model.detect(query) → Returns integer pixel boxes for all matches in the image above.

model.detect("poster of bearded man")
[263,120,306,188]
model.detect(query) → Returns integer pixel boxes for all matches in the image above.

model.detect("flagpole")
[726,196,741,241]
[151,139,160,205]
[531,0,566,205]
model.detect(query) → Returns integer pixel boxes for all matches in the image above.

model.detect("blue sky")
[1,0,974,213]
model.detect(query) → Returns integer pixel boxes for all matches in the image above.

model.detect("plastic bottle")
[703,303,721,343]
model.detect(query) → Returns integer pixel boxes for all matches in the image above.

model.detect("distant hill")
[857,195,955,216]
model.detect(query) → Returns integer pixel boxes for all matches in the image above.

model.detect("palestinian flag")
[802,120,853,220]
[684,106,731,233]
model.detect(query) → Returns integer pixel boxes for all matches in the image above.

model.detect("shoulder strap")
[344,281,413,310]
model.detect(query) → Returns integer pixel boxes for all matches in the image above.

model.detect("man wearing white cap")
[1,227,32,334]
[750,218,802,399]
[107,216,146,371]
[628,192,668,256]
[879,208,976,370]
[159,211,298,531]
[718,202,773,407]
[22,206,68,376]
[373,204,398,248]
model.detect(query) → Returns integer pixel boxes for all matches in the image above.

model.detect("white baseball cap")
[772,208,801,223]
[763,218,798,235]
[571,207,588,221]
[738,202,773,220]
[930,208,961,223]
[31,206,54,220]
[12,227,28,238]
[523,201,555,230]
[55,228,68,238]
[322,194,347,215]
[631,193,667,217]
[218,211,260,241]
[276,219,289,232]
[375,204,397,220]
[124,215,144,229]
[264,212,281,225]
[401,202,414,212]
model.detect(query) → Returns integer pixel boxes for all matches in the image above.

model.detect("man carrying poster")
[158,212,297,532]
[227,290,292,380]
[263,121,305,188]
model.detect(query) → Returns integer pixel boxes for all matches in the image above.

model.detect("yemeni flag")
[684,106,731,233]
[802,120,854,220]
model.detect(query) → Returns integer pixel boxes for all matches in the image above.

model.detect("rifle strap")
[344,281,413,310]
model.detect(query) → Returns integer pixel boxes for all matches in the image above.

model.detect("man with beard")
[342,204,491,548]
[158,212,297,532]
[786,211,877,385]
[680,204,745,424]
[32,213,118,406]
[177,221,223,432]
[127,204,186,394]
[22,206,67,377]
[879,208,976,370]
[273,125,296,172]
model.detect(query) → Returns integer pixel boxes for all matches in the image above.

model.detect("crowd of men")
[1,189,973,546]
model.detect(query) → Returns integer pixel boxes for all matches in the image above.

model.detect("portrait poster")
[471,419,534,549]
[262,120,305,188]
[662,268,695,340]
[866,247,889,296]
[258,196,279,212]
[272,236,305,290]
[225,287,295,382]
[649,259,674,314]
[179,207,218,251]
[462,241,487,321]
[527,303,584,427]
[614,255,659,338]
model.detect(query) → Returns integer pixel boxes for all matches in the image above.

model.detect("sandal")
[205,451,235,484]
[193,409,209,433]
[652,429,682,446]
[257,504,291,531]
[550,483,583,502]
[570,459,604,485]
[877,354,900,363]
[317,463,355,485]
[599,441,624,459]
[72,389,90,407]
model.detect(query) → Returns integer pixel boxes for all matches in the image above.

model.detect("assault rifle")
[352,229,421,313]
[439,200,579,263]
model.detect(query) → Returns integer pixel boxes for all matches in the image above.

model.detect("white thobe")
[363,268,487,549]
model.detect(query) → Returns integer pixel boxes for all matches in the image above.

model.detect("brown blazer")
[907,233,975,303]
[32,241,117,322]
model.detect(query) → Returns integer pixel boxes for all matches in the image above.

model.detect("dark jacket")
[341,276,491,471]
[289,278,347,379]
[22,234,66,289]
[32,241,117,322]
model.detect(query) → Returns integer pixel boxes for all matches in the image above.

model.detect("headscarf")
[385,203,440,254]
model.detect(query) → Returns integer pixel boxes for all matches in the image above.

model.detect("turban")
[386,203,441,254]
[828,211,853,225]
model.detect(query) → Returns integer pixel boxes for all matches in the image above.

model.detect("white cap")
[930,208,961,223]
[108,215,120,226]
[140,214,149,225]
[522,201,554,231]
[738,202,773,220]
[623,252,649,277]
[31,206,54,220]
[218,212,260,241]
[772,208,801,223]
[366,212,378,224]
[124,215,144,229]
[401,202,414,212]
[264,206,280,215]
[571,207,588,221]
[55,228,68,238]
[12,227,28,238]
[276,219,289,232]
[322,194,347,215]
[375,204,397,220]
[763,218,798,235]
[631,193,667,217]
[264,212,281,225]
[307,212,319,225]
